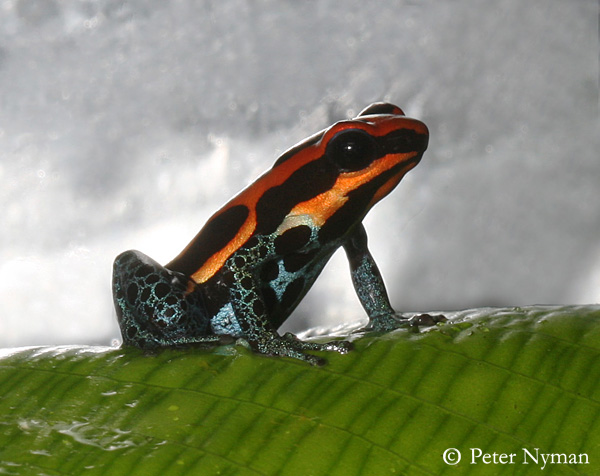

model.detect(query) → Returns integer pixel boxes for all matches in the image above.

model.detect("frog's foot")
[252,332,353,366]
[364,312,446,333]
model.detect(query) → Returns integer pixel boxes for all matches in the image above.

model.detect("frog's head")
[321,102,428,208]
[263,102,429,239]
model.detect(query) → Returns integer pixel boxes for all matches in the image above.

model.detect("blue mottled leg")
[344,225,445,331]
[222,242,352,366]
[112,250,221,349]
[232,275,352,366]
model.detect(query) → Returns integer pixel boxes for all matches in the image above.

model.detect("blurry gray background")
[1,0,598,347]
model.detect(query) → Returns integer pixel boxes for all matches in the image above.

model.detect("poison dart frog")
[112,102,443,365]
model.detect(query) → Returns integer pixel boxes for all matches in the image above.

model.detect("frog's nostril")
[384,128,429,154]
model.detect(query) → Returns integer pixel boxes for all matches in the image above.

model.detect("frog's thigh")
[112,250,210,348]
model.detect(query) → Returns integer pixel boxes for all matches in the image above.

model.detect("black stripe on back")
[358,103,401,116]
[167,204,250,276]
[273,132,323,167]
[255,158,337,235]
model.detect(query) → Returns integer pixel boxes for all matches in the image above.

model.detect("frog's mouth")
[315,156,422,243]
[369,153,423,203]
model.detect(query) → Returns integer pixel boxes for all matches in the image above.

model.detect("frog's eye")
[327,129,378,172]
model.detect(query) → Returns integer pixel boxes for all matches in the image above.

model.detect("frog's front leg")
[224,246,352,366]
[112,250,223,349]
[232,286,352,366]
[344,225,445,332]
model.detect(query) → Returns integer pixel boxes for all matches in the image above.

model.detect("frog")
[112,102,443,365]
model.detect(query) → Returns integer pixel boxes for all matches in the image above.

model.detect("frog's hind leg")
[112,250,220,349]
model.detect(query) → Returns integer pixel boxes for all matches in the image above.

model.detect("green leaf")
[0,306,598,475]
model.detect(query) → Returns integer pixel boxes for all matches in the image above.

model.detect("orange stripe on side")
[190,211,257,283]
[288,150,421,227]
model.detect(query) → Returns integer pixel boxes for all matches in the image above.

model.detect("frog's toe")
[282,332,353,354]
[262,340,325,366]
[321,339,353,354]
[408,313,447,327]
[364,312,446,333]
[253,333,352,365]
